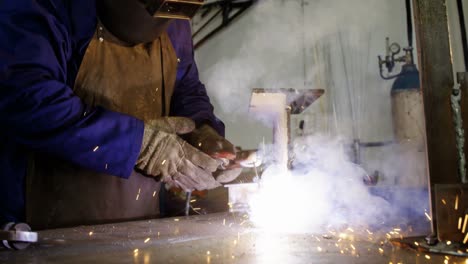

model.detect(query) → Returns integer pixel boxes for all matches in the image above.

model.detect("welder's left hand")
[186,124,242,184]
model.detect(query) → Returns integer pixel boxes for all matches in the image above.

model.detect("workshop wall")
[194,0,467,185]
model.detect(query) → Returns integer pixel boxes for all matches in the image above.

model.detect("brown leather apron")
[26,30,178,230]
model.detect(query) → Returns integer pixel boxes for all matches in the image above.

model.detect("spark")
[463,214,468,233]
[233,240,237,245]
[105,164,108,170]
[157,232,160,237]
[193,207,201,211]
[89,231,93,236]
[350,244,356,250]
[378,248,384,254]
[223,219,226,226]
[463,232,468,244]
[174,218,180,222]
[190,199,196,203]
[93,146,99,152]
[424,254,430,259]
[144,238,150,243]
[153,191,157,197]
[347,227,354,232]
[317,246,322,252]
[206,251,211,255]
[460,216,463,230]
[424,212,432,221]
[198,142,202,147]
[444,260,449,264]
[442,199,447,205]
[414,241,419,246]
[134,249,139,254]
[136,194,139,201]
[456,195,459,210]
[366,229,373,235]
[446,241,452,245]
[161,160,166,165]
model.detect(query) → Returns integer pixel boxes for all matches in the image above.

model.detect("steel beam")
[412,0,457,236]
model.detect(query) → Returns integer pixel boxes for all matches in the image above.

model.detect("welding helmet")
[97,0,204,45]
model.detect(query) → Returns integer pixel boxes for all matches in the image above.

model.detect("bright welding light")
[248,164,332,234]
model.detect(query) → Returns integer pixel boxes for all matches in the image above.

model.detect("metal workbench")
[0,213,463,263]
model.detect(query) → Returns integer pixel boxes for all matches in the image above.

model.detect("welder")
[0,0,241,230]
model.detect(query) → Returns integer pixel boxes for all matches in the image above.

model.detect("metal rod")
[457,0,468,71]
[185,191,192,216]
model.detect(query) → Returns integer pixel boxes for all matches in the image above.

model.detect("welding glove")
[136,117,221,191]
[186,124,242,184]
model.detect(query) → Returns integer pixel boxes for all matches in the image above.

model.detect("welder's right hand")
[136,117,221,191]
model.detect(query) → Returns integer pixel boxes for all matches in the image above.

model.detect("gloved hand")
[136,117,221,191]
[186,124,236,160]
[186,124,242,184]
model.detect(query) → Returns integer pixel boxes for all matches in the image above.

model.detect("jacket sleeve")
[0,3,143,178]
[168,21,225,136]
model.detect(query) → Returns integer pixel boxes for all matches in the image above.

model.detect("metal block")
[435,184,468,242]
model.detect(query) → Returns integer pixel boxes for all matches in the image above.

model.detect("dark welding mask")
[97,0,204,45]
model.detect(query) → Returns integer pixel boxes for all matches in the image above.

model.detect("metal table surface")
[0,213,465,263]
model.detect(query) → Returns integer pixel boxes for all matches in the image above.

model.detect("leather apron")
[26,30,178,230]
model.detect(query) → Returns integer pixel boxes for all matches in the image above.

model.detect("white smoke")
[248,134,430,235]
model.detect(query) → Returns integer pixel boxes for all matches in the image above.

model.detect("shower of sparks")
[424,212,432,221]
[144,238,150,243]
[93,146,99,152]
[455,195,459,210]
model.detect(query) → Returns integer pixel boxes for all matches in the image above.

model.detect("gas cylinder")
[390,63,427,186]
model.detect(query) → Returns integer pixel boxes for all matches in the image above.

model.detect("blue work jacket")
[0,0,224,224]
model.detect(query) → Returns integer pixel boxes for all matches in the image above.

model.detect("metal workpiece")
[0,213,466,263]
